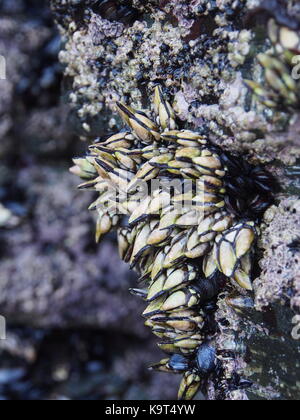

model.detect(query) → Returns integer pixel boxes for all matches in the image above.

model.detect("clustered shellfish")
[71,86,276,400]
[245,16,300,109]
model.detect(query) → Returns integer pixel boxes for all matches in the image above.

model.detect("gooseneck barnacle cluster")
[245,17,300,109]
[71,86,276,400]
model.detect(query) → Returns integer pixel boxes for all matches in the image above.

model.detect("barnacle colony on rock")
[245,17,300,109]
[71,87,276,400]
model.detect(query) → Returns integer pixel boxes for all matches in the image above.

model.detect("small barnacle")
[178,370,202,401]
[71,86,277,399]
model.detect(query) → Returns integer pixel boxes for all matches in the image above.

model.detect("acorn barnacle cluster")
[71,87,275,400]
[245,16,300,109]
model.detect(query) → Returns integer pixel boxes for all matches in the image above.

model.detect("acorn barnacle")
[71,87,276,400]
[245,9,300,110]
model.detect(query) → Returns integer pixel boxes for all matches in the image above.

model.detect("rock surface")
[0,0,299,400]
[0,0,179,400]
[50,0,300,400]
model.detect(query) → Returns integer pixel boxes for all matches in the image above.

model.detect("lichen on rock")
[257,197,300,311]
[52,0,300,166]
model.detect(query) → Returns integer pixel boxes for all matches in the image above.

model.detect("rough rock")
[1,0,299,400]
[48,0,300,400]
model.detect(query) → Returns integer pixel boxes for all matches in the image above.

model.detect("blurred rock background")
[0,0,179,400]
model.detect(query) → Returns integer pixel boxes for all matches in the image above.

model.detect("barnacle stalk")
[245,18,300,109]
[71,86,276,400]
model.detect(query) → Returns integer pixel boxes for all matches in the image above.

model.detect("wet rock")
[49,0,300,401]
[0,328,178,400]
[1,0,299,401]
